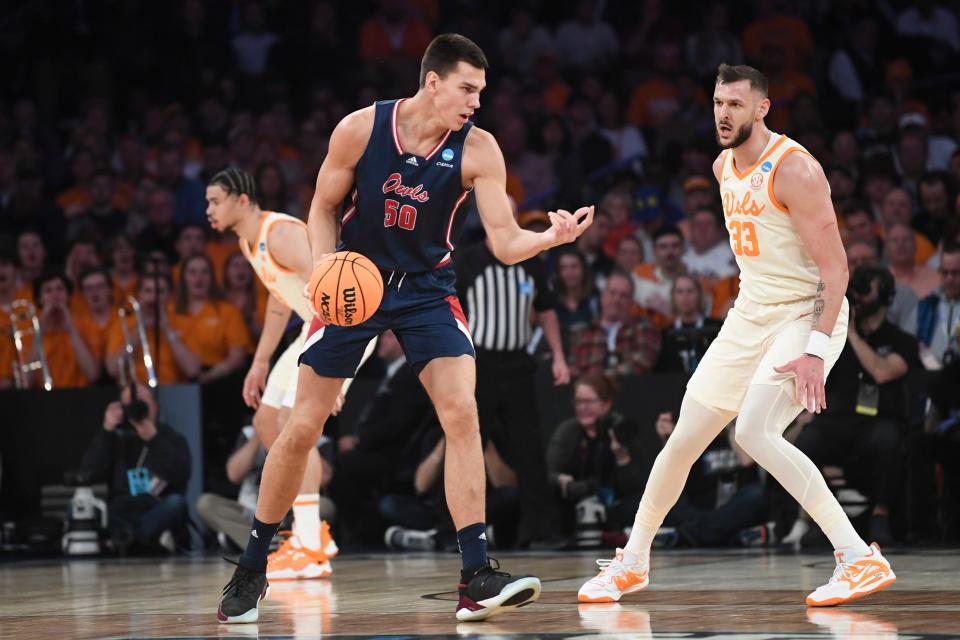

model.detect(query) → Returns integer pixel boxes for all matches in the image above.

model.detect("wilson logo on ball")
[308,251,384,327]
[342,287,357,325]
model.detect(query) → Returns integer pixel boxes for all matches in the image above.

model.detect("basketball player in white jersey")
[205,168,374,581]
[579,64,896,607]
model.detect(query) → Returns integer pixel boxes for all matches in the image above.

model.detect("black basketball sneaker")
[217,559,269,624]
[456,558,541,621]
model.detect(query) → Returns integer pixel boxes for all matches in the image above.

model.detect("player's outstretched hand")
[546,205,594,246]
[774,355,826,414]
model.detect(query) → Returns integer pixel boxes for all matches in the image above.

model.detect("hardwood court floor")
[1,548,958,639]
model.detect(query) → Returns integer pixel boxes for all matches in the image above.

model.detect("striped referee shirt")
[453,242,555,352]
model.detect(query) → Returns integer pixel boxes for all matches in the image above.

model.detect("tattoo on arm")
[812,281,825,328]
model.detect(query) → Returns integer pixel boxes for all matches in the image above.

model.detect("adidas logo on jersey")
[406,156,418,166]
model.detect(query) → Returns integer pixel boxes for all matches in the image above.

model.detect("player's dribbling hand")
[242,359,269,409]
[774,355,826,414]
[546,206,594,245]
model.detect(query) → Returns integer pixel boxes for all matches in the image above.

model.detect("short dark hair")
[716,63,768,97]
[208,167,259,206]
[419,33,489,88]
[78,266,111,290]
[841,199,874,220]
[653,224,684,244]
[34,270,71,304]
[942,241,960,258]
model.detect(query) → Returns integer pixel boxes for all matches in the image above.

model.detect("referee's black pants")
[475,348,555,544]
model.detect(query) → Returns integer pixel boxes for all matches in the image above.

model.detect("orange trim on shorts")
[729,134,788,180]
[767,147,812,214]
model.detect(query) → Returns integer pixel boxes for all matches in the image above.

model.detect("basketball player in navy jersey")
[218,33,593,623]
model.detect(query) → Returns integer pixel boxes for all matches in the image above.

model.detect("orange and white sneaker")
[578,548,649,603]
[266,532,332,581]
[320,520,338,558]
[806,542,896,607]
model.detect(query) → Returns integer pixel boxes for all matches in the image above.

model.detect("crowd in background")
[1,0,960,551]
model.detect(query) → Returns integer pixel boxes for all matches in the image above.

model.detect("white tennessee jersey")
[719,132,821,304]
[239,211,314,322]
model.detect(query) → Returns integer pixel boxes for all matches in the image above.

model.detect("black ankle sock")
[238,517,281,573]
[457,522,488,574]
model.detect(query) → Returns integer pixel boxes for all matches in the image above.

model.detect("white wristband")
[804,330,830,360]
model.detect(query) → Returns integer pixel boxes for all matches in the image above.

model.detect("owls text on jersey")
[339,99,475,274]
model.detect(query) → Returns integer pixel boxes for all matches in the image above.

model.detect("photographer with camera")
[547,373,659,545]
[786,265,921,546]
[655,275,722,374]
[78,382,191,554]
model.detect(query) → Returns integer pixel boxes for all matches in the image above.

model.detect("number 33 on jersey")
[719,133,822,304]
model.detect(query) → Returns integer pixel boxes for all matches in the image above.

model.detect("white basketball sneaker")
[578,548,649,603]
[806,542,896,607]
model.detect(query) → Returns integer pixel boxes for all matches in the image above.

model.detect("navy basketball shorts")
[299,265,475,377]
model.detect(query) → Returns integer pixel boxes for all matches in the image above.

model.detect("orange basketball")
[307,251,383,326]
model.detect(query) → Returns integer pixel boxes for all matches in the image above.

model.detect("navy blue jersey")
[340,99,474,273]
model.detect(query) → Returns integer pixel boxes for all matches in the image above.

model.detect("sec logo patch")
[750,173,764,189]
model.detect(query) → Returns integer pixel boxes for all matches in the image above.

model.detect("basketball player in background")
[205,168,376,581]
[579,64,896,607]
[216,33,593,624]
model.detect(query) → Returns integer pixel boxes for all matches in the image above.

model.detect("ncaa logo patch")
[441,148,455,162]
[750,173,764,189]
[259,242,266,251]
[760,161,773,173]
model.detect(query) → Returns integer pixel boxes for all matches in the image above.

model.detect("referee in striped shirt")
[454,226,570,546]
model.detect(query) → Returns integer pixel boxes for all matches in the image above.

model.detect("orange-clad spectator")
[223,251,265,342]
[28,271,101,388]
[741,1,813,69]
[172,223,208,286]
[763,44,816,132]
[205,231,240,287]
[634,225,687,319]
[877,187,937,264]
[65,235,102,319]
[171,254,251,384]
[105,273,200,386]
[627,41,684,128]
[65,170,130,245]
[56,148,98,218]
[613,234,670,326]
[535,50,572,113]
[359,0,432,65]
[0,247,18,376]
[109,233,140,303]
[16,229,46,297]
[77,268,116,360]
